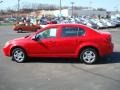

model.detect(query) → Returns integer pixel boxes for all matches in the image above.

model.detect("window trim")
[77,27,85,36]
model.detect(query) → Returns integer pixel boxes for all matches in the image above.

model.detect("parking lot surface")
[0,26,120,90]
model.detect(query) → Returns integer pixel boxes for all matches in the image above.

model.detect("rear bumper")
[99,43,114,57]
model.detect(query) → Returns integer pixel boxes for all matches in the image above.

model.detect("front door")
[27,27,58,56]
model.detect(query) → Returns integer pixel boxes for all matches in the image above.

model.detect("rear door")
[55,26,79,56]
[54,26,86,57]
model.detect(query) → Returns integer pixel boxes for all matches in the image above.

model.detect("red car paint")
[3,24,113,59]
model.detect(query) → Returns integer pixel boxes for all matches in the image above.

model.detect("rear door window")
[62,27,78,37]
[62,27,85,37]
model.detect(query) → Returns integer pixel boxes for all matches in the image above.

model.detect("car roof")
[46,23,87,28]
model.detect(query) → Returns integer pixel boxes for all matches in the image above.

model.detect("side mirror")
[32,35,39,41]
[32,34,42,41]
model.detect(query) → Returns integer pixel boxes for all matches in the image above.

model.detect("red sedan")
[3,24,113,64]
[13,23,41,33]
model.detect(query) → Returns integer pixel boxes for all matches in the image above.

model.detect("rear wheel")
[12,48,27,63]
[79,48,98,64]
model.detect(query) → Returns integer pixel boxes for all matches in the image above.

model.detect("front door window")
[37,28,57,39]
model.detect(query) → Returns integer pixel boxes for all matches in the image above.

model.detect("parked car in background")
[111,19,120,27]
[13,23,42,33]
[4,17,17,23]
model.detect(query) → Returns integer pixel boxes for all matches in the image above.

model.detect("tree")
[97,8,106,11]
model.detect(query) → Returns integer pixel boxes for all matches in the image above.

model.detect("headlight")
[4,41,10,47]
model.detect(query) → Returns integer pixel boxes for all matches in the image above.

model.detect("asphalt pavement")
[0,25,120,90]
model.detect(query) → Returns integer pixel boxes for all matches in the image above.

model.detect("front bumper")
[3,47,11,56]
[3,42,11,57]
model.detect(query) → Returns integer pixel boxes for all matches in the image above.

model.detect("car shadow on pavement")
[17,31,30,33]
[96,52,120,65]
[28,58,81,64]
[27,52,120,65]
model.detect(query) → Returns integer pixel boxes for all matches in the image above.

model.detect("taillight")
[100,31,112,43]
[107,36,111,42]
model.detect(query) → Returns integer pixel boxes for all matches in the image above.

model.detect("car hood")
[12,34,31,42]
[9,37,27,44]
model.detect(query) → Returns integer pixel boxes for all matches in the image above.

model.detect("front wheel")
[79,48,98,64]
[17,29,22,33]
[12,48,27,63]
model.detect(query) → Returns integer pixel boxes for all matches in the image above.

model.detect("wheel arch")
[77,45,100,57]
[10,46,27,56]
[18,28,23,30]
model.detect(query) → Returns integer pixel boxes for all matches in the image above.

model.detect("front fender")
[9,43,27,56]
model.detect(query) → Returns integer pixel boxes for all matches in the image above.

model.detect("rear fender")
[76,42,100,57]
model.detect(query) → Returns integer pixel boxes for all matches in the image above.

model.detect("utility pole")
[89,0,92,16]
[0,1,3,14]
[0,0,3,3]
[59,0,62,16]
[71,2,74,17]
[17,0,20,21]
[114,5,119,14]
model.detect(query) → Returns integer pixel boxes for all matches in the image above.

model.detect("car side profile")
[13,23,41,33]
[3,24,113,64]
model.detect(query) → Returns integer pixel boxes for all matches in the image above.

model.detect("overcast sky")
[0,0,120,11]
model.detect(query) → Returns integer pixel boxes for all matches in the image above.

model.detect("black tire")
[79,48,98,64]
[17,29,22,33]
[12,48,27,63]
[34,28,39,32]
[35,28,39,32]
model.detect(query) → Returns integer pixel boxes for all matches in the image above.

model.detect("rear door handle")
[48,41,56,44]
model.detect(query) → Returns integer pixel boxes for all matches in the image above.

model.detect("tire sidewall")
[17,29,22,33]
[80,48,97,64]
[12,48,26,63]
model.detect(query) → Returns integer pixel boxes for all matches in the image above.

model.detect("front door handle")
[47,41,56,47]
[48,41,56,44]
